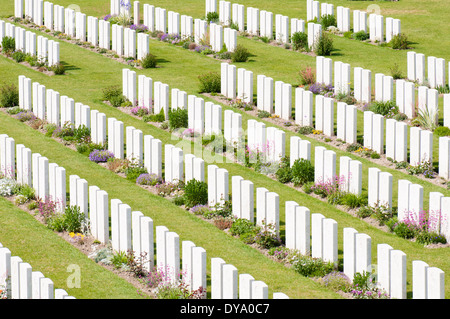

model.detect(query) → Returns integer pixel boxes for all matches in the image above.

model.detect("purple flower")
[130,24,148,33]
[136,173,162,186]
[89,149,114,163]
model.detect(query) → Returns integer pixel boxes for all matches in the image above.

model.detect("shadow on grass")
[60,61,80,71]
[156,57,170,64]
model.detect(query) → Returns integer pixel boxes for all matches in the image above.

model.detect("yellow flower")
[69,232,75,237]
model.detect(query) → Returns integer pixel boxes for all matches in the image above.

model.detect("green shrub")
[230,218,257,237]
[434,126,450,137]
[12,51,26,63]
[1,36,15,53]
[141,53,158,68]
[231,44,251,63]
[391,33,409,50]
[341,193,365,209]
[297,126,314,135]
[389,63,404,80]
[206,12,219,24]
[393,222,416,239]
[124,164,148,182]
[183,179,208,208]
[416,231,447,245]
[291,254,335,277]
[353,30,369,41]
[50,63,65,75]
[0,83,19,108]
[368,100,399,118]
[198,71,221,93]
[254,223,281,249]
[143,109,166,122]
[172,195,185,206]
[313,33,333,56]
[275,156,292,183]
[47,205,87,233]
[6,106,21,115]
[370,152,381,159]
[352,271,375,291]
[102,85,122,101]
[16,184,35,201]
[290,158,314,186]
[257,110,270,118]
[110,94,125,107]
[275,166,292,184]
[291,32,308,51]
[168,108,188,130]
[320,14,337,29]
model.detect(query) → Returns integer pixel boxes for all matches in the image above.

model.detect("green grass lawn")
[0,0,449,299]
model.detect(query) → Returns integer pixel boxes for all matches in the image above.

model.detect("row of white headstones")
[1,109,446,298]
[0,242,75,299]
[208,0,400,43]
[306,0,401,41]
[219,61,450,182]
[0,21,59,66]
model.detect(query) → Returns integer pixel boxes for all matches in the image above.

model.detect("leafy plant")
[168,108,188,130]
[47,205,87,233]
[1,36,15,54]
[183,179,208,208]
[290,253,335,277]
[412,107,438,131]
[297,126,314,135]
[0,83,19,108]
[368,100,399,118]
[320,14,337,29]
[257,110,271,118]
[198,72,221,93]
[124,163,148,182]
[254,222,281,249]
[102,85,123,102]
[390,33,409,50]
[434,126,450,137]
[49,63,65,75]
[143,108,166,122]
[389,63,404,80]
[290,158,315,186]
[231,44,251,63]
[313,33,333,56]
[291,32,308,51]
[353,31,369,41]
[141,53,158,68]
[12,51,26,63]
[206,11,219,24]
[230,218,258,237]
